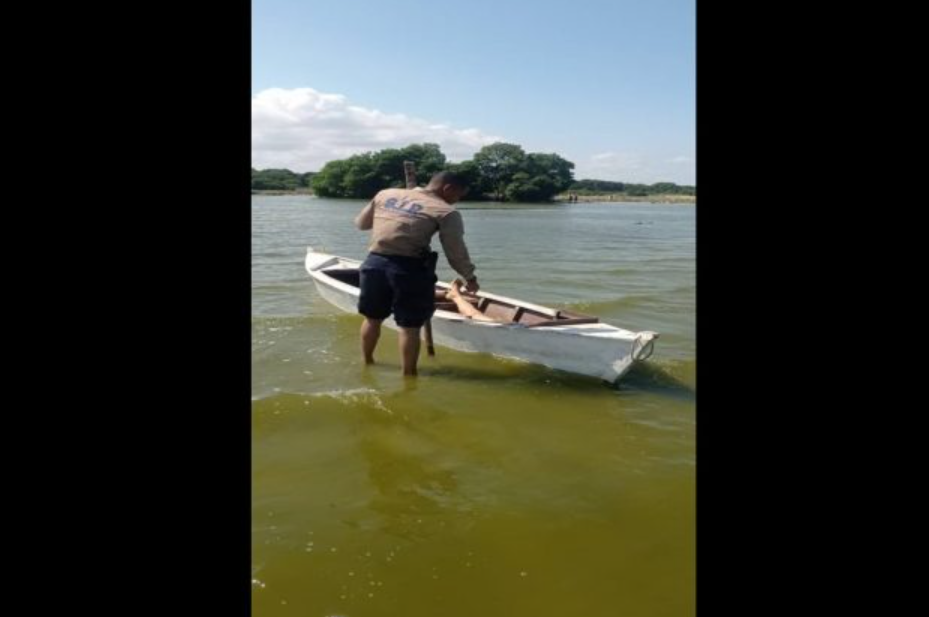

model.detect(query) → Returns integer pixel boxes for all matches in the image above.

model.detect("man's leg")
[361,318,383,364]
[358,256,391,365]
[398,327,422,376]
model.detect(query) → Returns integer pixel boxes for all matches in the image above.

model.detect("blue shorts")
[358,252,438,328]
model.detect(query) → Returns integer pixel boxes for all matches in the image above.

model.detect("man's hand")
[463,277,480,294]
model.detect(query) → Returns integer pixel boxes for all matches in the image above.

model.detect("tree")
[472,143,527,201]
[505,172,557,202]
[310,143,449,198]
[310,159,351,196]
[447,159,481,195]
[521,152,575,197]
[372,143,447,189]
[251,168,303,190]
[399,143,446,183]
[307,142,584,203]
[339,153,382,198]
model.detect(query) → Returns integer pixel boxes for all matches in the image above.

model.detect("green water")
[252,196,695,617]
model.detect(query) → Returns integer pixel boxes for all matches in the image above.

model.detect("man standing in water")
[353,171,479,376]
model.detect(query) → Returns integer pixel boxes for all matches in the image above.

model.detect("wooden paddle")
[403,160,436,356]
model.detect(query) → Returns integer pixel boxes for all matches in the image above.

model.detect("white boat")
[305,248,658,383]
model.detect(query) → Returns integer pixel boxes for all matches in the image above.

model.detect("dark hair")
[428,170,468,190]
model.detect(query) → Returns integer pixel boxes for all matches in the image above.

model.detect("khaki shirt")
[354,188,476,280]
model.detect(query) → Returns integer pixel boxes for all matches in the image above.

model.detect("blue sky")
[252,0,695,184]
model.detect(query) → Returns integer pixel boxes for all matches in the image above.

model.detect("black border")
[41,2,253,612]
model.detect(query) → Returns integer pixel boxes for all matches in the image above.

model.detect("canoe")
[305,247,658,383]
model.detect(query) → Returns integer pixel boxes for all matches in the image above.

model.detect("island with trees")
[253,142,694,203]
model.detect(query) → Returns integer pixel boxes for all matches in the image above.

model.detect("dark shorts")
[358,252,438,328]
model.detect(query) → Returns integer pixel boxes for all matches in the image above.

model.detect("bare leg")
[446,280,496,321]
[360,318,382,364]
[398,327,421,376]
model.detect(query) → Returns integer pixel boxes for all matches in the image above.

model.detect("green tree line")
[251,168,314,191]
[308,142,575,202]
[253,145,695,200]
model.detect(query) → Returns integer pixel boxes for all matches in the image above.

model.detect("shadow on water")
[618,362,696,402]
[420,362,602,389]
[417,354,695,401]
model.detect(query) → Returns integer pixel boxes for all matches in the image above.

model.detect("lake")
[252,195,695,617]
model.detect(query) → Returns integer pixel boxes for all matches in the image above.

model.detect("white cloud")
[252,87,504,172]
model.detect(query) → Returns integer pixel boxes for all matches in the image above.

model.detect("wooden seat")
[517,311,555,326]
[523,309,599,328]
[482,301,521,322]
[524,317,600,328]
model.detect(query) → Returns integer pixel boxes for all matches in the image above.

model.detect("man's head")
[425,171,469,204]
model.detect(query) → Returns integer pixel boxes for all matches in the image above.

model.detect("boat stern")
[606,330,660,383]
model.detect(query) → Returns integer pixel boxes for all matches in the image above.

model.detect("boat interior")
[321,267,599,328]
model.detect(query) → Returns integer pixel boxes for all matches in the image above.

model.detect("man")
[354,171,479,376]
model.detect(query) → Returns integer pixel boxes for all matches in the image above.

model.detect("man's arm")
[439,211,478,291]
[354,198,376,230]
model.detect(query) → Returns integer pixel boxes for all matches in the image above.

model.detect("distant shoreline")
[251,189,694,204]
[555,193,695,204]
[252,189,314,196]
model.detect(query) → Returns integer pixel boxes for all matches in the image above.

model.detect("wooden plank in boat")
[524,317,600,328]
[482,301,521,322]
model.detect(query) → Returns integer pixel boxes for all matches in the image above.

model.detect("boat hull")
[305,249,656,383]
